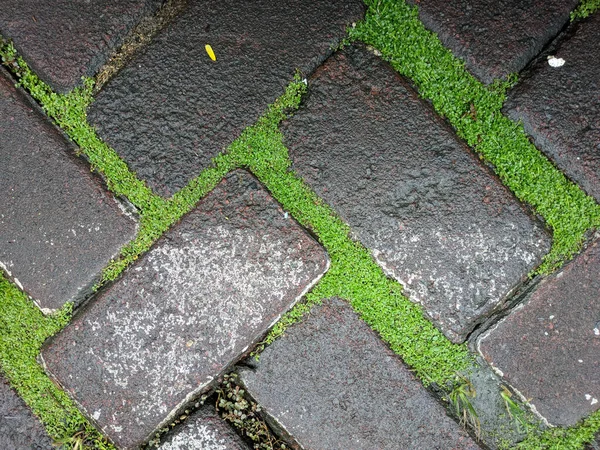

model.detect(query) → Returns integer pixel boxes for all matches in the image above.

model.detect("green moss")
[571,0,600,20]
[0,275,115,449]
[348,0,600,274]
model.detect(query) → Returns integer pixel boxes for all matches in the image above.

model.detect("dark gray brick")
[0,376,53,450]
[0,0,162,93]
[478,239,600,426]
[158,405,248,450]
[284,45,550,343]
[406,0,578,84]
[88,0,365,197]
[0,68,137,313]
[505,14,600,203]
[41,170,328,449]
[240,298,480,449]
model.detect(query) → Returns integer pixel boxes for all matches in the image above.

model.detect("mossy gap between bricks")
[1,0,600,448]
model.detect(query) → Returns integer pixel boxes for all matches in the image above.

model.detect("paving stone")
[504,14,600,203]
[0,376,53,449]
[283,45,550,343]
[0,68,137,313]
[41,170,328,449]
[158,405,248,450]
[88,0,365,198]
[478,239,600,426]
[239,298,480,449]
[0,0,162,93]
[406,0,578,84]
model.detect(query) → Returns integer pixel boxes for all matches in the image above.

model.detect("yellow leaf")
[205,44,216,61]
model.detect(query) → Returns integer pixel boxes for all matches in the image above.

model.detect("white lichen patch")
[372,220,546,339]
[59,221,325,441]
[160,421,229,450]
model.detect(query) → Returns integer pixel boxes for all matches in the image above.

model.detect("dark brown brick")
[0,68,137,312]
[283,45,550,342]
[479,240,600,426]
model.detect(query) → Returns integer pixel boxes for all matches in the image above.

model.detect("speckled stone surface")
[479,239,600,426]
[504,14,600,203]
[158,405,248,450]
[406,0,578,84]
[240,298,480,449]
[0,376,53,450]
[0,0,162,93]
[284,45,550,343]
[0,68,137,312]
[88,0,365,197]
[41,170,329,449]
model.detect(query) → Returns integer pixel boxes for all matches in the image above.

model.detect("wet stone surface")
[479,239,600,426]
[42,170,328,449]
[88,0,365,197]
[158,405,248,450]
[240,298,480,449]
[505,13,600,203]
[0,0,162,93]
[0,68,137,312]
[406,0,578,84]
[0,376,53,449]
[284,45,550,343]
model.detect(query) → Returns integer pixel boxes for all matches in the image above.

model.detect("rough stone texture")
[158,405,248,450]
[478,239,600,426]
[504,14,600,203]
[41,170,328,449]
[88,0,365,197]
[240,298,480,449]
[406,0,578,84]
[0,376,53,449]
[0,0,162,93]
[284,45,550,343]
[0,68,137,312]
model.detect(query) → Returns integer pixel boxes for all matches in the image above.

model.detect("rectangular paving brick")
[478,239,600,426]
[283,45,551,343]
[504,14,600,203]
[41,170,329,449]
[0,376,53,450]
[407,0,578,83]
[240,297,480,449]
[158,405,248,450]
[88,0,365,197]
[0,68,137,313]
[0,0,162,93]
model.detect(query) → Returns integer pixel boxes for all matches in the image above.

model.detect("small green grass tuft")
[571,0,600,20]
[349,0,600,274]
[446,374,481,440]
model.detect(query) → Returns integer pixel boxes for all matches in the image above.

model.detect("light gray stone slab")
[41,170,329,449]
[158,406,248,450]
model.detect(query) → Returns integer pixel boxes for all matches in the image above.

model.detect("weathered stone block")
[42,170,328,448]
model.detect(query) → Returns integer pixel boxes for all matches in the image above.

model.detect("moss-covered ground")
[1,0,599,447]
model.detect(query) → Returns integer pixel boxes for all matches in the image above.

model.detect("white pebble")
[547,56,565,67]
